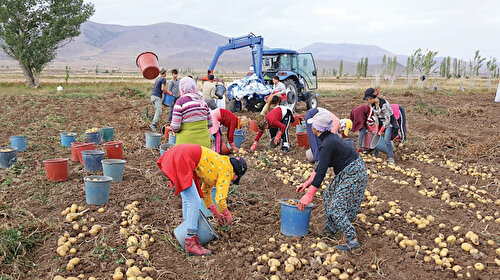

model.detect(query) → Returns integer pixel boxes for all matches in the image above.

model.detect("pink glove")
[221,208,233,225]
[377,125,386,136]
[208,205,224,224]
[229,142,239,153]
[298,186,318,211]
[296,172,316,192]
[250,141,258,152]
[274,130,284,145]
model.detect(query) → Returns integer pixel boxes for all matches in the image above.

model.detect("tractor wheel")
[246,98,265,112]
[283,79,298,111]
[227,99,240,113]
[307,95,318,110]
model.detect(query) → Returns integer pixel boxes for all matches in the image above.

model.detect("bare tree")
[459,60,467,91]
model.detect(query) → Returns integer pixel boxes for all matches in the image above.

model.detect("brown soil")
[0,89,499,280]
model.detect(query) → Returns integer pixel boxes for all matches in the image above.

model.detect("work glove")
[298,186,318,211]
[296,172,316,192]
[250,141,258,152]
[377,125,386,136]
[221,208,233,225]
[208,205,224,225]
[229,142,239,153]
[274,130,284,146]
[356,149,362,153]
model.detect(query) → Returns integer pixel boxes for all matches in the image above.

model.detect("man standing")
[202,74,217,110]
[166,69,180,124]
[150,68,167,131]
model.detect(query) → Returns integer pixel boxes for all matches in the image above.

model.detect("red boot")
[184,235,211,256]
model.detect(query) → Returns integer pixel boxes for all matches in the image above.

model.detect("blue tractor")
[206,33,319,112]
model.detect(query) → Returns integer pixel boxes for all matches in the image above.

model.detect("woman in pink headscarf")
[170,77,213,148]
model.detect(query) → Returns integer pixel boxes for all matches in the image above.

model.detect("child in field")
[149,68,167,131]
[209,108,249,154]
[166,69,180,124]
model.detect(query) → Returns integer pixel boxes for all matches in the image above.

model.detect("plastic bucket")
[0,147,17,169]
[344,139,355,150]
[233,129,247,148]
[168,132,176,145]
[60,132,77,147]
[280,199,313,237]
[249,120,259,132]
[102,159,126,182]
[75,143,96,163]
[174,210,218,248]
[43,158,68,182]
[145,132,162,148]
[199,188,217,217]
[100,127,114,142]
[370,134,389,154]
[296,132,309,148]
[162,94,175,106]
[71,142,85,162]
[86,131,101,145]
[362,131,374,150]
[104,141,123,159]
[10,136,27,152]
[81,150,105,172]
[159,143,175,156]
[296,124,306,133]
[84,175,112,205]
[136,52,159,79]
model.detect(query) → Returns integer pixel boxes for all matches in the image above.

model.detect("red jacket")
[219,109,238,144]
[255,107,287,142]
[156,144,203,197]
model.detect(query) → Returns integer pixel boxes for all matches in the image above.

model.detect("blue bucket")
[10,136,27,152]
[60,132,77,147]
[280,199,313,237]
[81,150,105,172]
[296,124,306,133]
[233,129,247,148]
[344,138,354,150]
[199,187,217,217]
[370,134,389,154]
[159,143,175,156]
[100,127,114,142]
[162,94,175,106]
[145,132,162,148]
[168,132,176,145]
[86,131,101,145]
[0,147,17,169]
[174,210,218,248]
[102,159,126,182]
[84,175,112,205]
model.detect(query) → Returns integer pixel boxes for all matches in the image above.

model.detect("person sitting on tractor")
[250,105,293,153]
[157,143,247,256]
[271,75,287,105]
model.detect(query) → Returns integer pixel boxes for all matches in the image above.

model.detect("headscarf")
[179,77,202,100]
[306,112,332,132]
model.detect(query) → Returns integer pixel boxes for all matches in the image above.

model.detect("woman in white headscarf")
[170,77,212,148]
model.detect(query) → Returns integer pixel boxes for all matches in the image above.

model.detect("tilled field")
[0,89,499,280]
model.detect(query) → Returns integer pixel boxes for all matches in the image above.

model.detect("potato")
[474,263,484,271]
[496,248,500,256]
[339,273,349,280]
[69,248,77,254]
[461,243,473,252]
[126,259,135,267]
[70,204,78,213]
[126,266,142,277]
[98,207,105,213]
[69,257,80,265]
[53,276,65,280]
[57,237,67,246]
[285,264,294,273]
[270,276,280,280]
[318,277,328,280]
[268,258,280,267]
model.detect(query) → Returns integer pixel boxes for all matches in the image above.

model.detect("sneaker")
[149,123,157,131]
[388,157,395,164]
[335,240,360,251]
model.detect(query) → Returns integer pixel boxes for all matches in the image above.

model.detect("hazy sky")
[85,0,500,60]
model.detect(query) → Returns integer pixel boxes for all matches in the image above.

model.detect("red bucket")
[362,131,374,150]
[249,120,259,132]
[136,52,159,79]
[291,114,301,127]
[43,158,68,182]
[104,141,124,159]
[71,142,84,162]
[75,143,95,164]
[296,132,309,148]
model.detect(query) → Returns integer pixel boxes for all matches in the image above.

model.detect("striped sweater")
[171,95,213,132]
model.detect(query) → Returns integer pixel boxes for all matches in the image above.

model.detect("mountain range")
[1,21,409,73]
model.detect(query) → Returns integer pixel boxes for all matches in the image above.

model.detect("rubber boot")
[184,235,211,256]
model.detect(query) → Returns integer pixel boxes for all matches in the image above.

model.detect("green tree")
[381,54,387,76]
[439,59,446,78]
[486,57,497,90]
[453,58,459,78]
[445,56,451,79]
[338,60,343,78]
[405,49,420,89]
[363,57,368,77]
[387,56,397,87]
[415,49,438,88]
[468,50,486,90]
[65,65,70,85]
[0,0,95,88]
[356,59,363,78]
